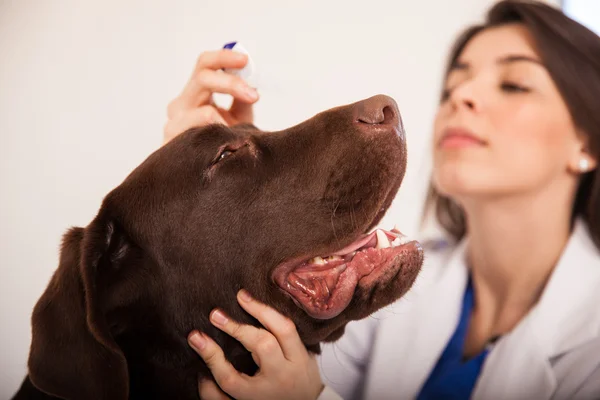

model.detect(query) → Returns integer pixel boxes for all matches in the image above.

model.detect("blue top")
[416,276,490,400]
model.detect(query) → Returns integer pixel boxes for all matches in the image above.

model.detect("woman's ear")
[569,154,597,174]
[569,136,597,174]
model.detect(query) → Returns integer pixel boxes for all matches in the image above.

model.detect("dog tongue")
[288,262,348,307]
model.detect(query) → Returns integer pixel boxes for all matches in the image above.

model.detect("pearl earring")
[579,158,590,172]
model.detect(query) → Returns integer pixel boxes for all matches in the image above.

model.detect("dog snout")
[354,94,400,128]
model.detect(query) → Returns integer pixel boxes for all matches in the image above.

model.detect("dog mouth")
[272,226,422,320]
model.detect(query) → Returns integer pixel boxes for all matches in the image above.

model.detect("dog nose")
[354,95,400,127]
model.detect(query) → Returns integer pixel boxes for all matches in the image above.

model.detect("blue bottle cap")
[222,41,256,87]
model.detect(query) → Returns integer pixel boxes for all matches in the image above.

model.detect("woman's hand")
[163,49,259,145]
[188,290,325,400]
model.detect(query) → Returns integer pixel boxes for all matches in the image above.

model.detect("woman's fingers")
[183,49,248,108]
[180,69,258,115]
[197,378,231,400]
[163,49,259,145]
[229,96,256,125]
[193,49,248,74]
[168,50,258,120]
[189,297,324,400]
[163,105,226,144]
[188,331,248,398]
[208,308,287,373]
[235,290,307,362]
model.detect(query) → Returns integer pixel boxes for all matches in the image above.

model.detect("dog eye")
[218,150,234,161]
[211,148,237,167]
[211,142,251,168]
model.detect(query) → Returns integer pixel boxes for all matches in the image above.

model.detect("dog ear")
[27,211,132,400]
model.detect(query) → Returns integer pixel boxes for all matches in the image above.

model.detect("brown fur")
[12,95,423,400]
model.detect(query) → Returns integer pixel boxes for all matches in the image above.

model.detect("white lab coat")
[316,219,600,400]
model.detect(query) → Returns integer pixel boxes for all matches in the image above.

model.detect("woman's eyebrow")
[450,54,543,72]
[497,54,543,66]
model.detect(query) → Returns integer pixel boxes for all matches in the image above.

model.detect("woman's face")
[432,23,593,202]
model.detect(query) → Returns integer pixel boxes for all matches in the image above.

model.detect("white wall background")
[0,0,559,396]
[563,0,600,35]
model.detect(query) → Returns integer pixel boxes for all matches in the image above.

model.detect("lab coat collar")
[529,218,600,357]
[473,218,600,399]
[365,219,600,400]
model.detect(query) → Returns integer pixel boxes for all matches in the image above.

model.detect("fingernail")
[211,309,228,326]
[189,332,206,351]
[238,289,253,302]
[242,86,258,100]
[234,52,248,61]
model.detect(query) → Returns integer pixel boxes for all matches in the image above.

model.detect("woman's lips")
[438,127,487,148]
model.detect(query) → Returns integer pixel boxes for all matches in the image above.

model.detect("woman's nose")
[450,82,479,111]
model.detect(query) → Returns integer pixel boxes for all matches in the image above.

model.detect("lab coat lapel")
[363,240,470,399]
[472,219,600,400]
[471,307,557,400]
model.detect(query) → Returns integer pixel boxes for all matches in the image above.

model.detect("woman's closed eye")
[441,81,530,102]
[441,90,449,102]
[441,87,454,102]
[500,81,530,93]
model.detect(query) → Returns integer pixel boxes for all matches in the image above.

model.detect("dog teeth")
[308,255,343,265]
[308,256,326,265]
[307,226,411,264]
[392,224,405,234]
[375,229,391,249]
[391,235,410,246]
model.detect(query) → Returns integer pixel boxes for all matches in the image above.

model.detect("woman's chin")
[432,171,498,200]
[433,169,478,196]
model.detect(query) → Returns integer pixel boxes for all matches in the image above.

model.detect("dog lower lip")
[272,226,417,319]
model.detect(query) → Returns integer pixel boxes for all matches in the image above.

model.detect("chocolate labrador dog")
[12,94,424,400]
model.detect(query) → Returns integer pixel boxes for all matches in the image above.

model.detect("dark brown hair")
[422,0,600,250]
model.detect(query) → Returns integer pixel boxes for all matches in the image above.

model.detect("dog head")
[25,95,423,399]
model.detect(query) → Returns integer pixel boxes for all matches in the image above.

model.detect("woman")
[164,1,600,399]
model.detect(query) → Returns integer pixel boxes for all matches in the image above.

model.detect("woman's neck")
[460,184,576,344]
